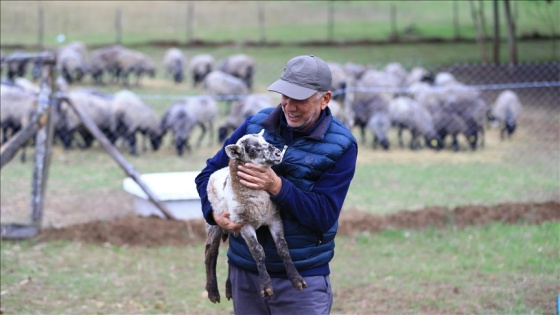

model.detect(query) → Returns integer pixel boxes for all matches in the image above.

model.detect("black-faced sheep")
[5,50,29,82]
[218,54,255,90]
[87,44,125,85]
[218,94,272,143]
[160,100,202,156]
[56,89,116,150]
[163,47,186,84]
[0,82,37,161]
[490,89,522,140]
[205,129,305,303]
[56,41,87,84]
[189,54,215,88]
[115,49,156,86]
[388,96,441,150]
[112,90,164,155]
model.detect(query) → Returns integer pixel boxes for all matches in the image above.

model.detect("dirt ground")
[36,200,560,247]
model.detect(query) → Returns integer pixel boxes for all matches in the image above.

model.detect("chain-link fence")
[1,57,558,228]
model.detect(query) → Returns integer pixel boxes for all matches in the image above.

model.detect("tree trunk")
[504,0,518,65]
[469,0,488,63]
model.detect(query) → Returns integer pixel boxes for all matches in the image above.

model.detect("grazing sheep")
[163,47,186,84]
[115,49,156,86]
[112,90,164,155]
[405,66,434,86]
[218,94,272,143]
[184,96,219,146]
[56,89,116,150]
[328,99,345,122]
[490,89,522,140]
[189,54,215,87]
[351,94,391,144]
[432,108,469,152]
[388,96,441,150]
[328,62,348,103]
[87,44,125,84]
[5,50,29,82]
[383,62,408,87]
[205,129,305,303]
[0,83,38,162]
[366,111,391,150]
[160,101,197,156]
[218,54,255,90]
[56,41,87,84]
[203,70,250,102]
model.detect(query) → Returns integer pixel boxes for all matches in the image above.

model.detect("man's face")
[280,92,330,130]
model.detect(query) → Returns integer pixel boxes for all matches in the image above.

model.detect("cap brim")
[267,79,317,101]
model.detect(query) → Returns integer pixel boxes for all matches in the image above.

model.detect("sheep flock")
[1,42,526,159]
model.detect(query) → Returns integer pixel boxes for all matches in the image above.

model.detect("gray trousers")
[229,264,333,315]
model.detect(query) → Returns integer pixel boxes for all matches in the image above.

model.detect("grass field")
[1,1,559,314]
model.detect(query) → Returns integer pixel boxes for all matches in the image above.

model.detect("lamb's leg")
[225,263,232,300]
[268,218,307,290]
[205,225,224,303]
[240,225,273,298]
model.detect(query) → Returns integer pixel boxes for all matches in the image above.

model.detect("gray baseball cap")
[268,55,332,100]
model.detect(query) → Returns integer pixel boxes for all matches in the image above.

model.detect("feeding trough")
[123,171,202,220]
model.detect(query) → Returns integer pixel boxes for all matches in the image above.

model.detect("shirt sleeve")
[195,120,250,225]
[270,143,358,233]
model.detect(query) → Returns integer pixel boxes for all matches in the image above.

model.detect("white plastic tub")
[122,171,203,220]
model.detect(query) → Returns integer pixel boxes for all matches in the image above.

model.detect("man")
[195,54,358,314]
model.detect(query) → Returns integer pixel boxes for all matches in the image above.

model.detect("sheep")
[327,62,348,103]
[163,47,186,84]
[328,99,345,122]
[218,94,272,143]
[56,41,87,84]
[205,129,305,303]
[5,50,29,82]
[56,89,116,150]
[189,54,215,88]
[184,96,219,146]
[160,101,197,156]
[218,54,255,90]
[490,90,522,140]
[0,82,38,162]
[405,66,434,86]
[87,44,125,84]
[388,96,441,150]
[366,111,391,150]
[115,49,156,86]
[203,70,250,106]
[112,90,164,155]
[351,94,391,145]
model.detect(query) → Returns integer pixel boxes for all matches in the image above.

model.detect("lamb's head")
[225,129,286,167]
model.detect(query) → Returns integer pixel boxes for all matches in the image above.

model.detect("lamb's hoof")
[292,277,308,290]
[260,286,274,298]
[207,292,220,304]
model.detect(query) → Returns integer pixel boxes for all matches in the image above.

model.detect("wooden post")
[327,1,334,42]
[492,0,500,64]
[115,7,122,44]
[186,2,194,44]
[30,75,55,228]
[258,3,266,44]
[57,94,178,221]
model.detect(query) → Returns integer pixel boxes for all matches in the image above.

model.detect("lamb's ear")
[225,144,242,159]
[257,129,265,137]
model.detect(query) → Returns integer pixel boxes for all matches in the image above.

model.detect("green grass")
[1,222,557,314]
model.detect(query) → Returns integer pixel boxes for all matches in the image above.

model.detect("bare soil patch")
[35,201,559,247]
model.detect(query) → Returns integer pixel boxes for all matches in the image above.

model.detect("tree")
[503,0,517,65]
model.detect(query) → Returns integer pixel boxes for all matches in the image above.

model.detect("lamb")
[490,90,522,140]
[218,94,272,143]
[112,90,164,155]
[218,54,255,90]
[163,47,186,84]
[205,129,306,303]
[160,101,197,156]
[189,54,215,87]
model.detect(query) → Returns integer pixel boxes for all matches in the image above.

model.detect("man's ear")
[321,91,332,110]
[225,144,242,159]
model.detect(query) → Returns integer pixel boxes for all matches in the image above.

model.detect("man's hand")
[212,209,243,233]
[237,163,282,195]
